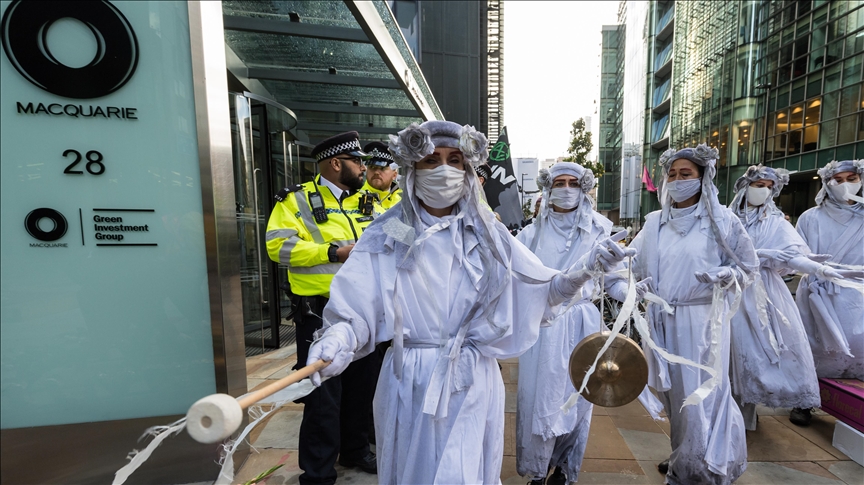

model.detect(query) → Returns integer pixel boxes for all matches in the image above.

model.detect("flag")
[642,164,657,193]
[484,127,523,231]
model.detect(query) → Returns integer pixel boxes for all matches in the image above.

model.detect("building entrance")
[230,92,311,354]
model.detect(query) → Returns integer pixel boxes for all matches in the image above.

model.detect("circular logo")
[25,208,68,241]
[489,141,510,162]
[1,0,138,99]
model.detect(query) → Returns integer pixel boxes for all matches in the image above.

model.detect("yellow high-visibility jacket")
[362,181,402,211]
[266,175,380,297]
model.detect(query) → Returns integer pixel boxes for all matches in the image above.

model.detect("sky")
[504,1,619,161]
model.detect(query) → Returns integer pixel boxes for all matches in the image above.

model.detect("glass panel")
[788,129,803,154]
[794,56,809,79]
[842,54,863,86]
[839,84,861,115]
[859,112,864,140]
[827,38,845,63]
[790,103,805,129]
[223,0,358,28]
[261,79,415,109]
[823,90,840,119]
[805,97,822,125]
[820,119,838,146]
[776,109,791,132]
[795,35,810,57]
[838,113,858,144]
[780,43,794,64]
[807,73,823,97]
[803,125,820,151]
[224,31,392,78]
[825,63,843,91]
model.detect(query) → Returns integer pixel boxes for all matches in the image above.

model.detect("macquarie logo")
[1,0,139,99]
[25,208,69,247]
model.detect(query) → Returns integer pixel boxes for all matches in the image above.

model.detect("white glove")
[836,269,864,279]
[306,326,355,387]
[586,233,636,272]
[635,277,653,299]
[756,248,797,264]
[694,266,735,285]
[807,253,832,263]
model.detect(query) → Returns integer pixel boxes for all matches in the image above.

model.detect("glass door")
[229,92,301,354]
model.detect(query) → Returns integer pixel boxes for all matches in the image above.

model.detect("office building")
[616,0,863,225]
[1,1,441,482]
[597,25,624,223]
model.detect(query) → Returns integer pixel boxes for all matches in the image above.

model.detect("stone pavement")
[233,346,862,485]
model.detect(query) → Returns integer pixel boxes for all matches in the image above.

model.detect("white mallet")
[186,359,329,443]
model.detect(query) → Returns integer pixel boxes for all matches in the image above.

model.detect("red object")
[819,378,864,433]
[642,165,657,193]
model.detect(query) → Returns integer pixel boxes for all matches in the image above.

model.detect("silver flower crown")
[388,123,489,168]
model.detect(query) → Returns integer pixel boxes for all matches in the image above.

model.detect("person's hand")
[586,231,635,272]
[635,277,653,299]
[336,244,355,263]
[836,269,864,279]
[694,267,735,285]
[306,331,354,386]
[807,253,832,263]
[755,248,797,263]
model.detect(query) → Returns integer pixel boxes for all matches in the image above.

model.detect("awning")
[222,0,442,144]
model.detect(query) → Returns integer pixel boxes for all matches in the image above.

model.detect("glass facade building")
[597,25,624,221]
[617,0,863,225]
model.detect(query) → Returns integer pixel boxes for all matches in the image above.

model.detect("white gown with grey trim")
[795,202,864,379]
[629,202,755,485]
[514,210,612,482]
[729,211,821,427]
[320,205,569,485]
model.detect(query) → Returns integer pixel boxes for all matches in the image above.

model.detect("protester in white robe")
[727,165,837,429]
[628,144,758,485]
[795,159,864,389]
[304,121,634,485]
[514,163,647,485]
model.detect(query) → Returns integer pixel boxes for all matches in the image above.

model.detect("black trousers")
[294,296,379,485]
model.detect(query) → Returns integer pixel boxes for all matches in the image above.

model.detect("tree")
[563,118,604,178]
[522,198,535,221]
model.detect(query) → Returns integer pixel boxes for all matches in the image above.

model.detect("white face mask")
[548,187,581,209]
[828,179,863,202]
[746,186,772,206]
[414,164,466,209]
[666,179,701,203]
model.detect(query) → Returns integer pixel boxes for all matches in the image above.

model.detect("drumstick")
[186,359,330,444]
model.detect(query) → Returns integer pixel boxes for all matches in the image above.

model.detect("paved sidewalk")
[235,349,862,485]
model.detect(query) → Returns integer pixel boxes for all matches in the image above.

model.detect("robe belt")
[403,340,449,349]
[665,296,713,307]
[421,322,474,420]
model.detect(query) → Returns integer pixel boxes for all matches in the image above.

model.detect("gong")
[569,331,648,407]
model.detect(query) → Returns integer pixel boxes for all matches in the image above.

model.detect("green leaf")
[243,463,284,485]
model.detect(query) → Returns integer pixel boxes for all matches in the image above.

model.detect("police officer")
[360,141,402,210]
[266,131,380,484]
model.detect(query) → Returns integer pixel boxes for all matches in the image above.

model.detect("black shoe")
[339,451,377,474]
[546,466,566,485]
[789,407,812,427]
[657,459,670,475]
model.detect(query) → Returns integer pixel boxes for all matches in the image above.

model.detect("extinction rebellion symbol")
[1,0,139,99]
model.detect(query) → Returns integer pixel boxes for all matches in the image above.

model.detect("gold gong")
[568,332,648,407]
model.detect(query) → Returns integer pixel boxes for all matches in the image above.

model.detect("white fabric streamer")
[113,378,322,485]
[112,419,187,485]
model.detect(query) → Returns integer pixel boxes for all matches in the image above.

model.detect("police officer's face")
[333,155,366,190]
[367,164,397,191]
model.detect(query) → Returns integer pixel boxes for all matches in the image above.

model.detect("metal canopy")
[222,0,441,143]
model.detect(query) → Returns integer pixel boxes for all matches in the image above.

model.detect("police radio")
[308,191,328,223]
[359,192,379,216]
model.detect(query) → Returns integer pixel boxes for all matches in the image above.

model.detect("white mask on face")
[746,186,772,206]
[666,179,702,203]
[548,187,582,209]
[828,179,863,202]
[414,164,466,209]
